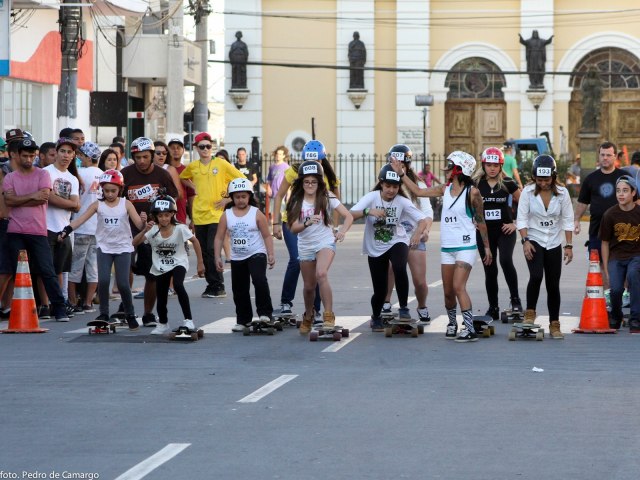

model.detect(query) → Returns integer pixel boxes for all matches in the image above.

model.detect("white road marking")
[424,315,580,333]
[237,374,298,403]
[392,297,416,308]
[114,443,191,480]
[429,279,443,287]
[199,317,237,334]
[322,332,361,352]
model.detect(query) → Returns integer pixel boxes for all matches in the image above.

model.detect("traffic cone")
[573,249,616,334]
[1,250,48,334]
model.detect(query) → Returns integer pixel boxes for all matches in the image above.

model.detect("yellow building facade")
[224,1,640,166]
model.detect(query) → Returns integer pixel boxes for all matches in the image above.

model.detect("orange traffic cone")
[573,249,616,334]
[1,250,48,334]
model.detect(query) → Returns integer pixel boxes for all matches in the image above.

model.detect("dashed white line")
[322,332,361,352]
[237,374,298,403]
[114,443,191,480]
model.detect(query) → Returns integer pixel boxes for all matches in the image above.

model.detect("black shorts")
[131,242,154,279]
[47,230,72,274]
[0,219,12,274]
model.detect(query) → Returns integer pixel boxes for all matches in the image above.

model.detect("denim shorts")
[298,242,336,262]
[414,240,427,252]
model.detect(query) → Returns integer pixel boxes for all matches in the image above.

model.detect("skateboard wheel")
[417,325,424,335]
[242,327,250,336]
[384,327,392,338]
[198,329,204,339]
[483,328,490,338]
[332,331,341,341]
[310,331,319,342]
[508,330,516,341]
[489,325,496,335]
[296,319,301,328]
[501,312,508,324]
[169,333,177,340]
[411,327,418,338]
[536,329,544,341]
[341,328,349,338]
[276,323,283,332]
[267,327,275,336]
[191,332,198,341]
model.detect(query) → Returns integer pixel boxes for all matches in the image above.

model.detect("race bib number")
[134,184,154,199]
[103,217,120,227]
[304,151,319,160]
[484,154,500,163]
[443,215,458,224]
[539,219,554,227]
[484,209,502,220]
[301,164,319,175]
[386,216,399,226]
[155,200,170,211]
[536,167,552,177]
[232,237,249,255]
[389,151,405,161]
[160,258,175,266]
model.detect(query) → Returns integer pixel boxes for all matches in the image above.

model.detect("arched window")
[570,47,640,89]
[445,57,506,100]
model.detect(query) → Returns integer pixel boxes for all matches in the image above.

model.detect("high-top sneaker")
[510,297,523,313]
[446,307,458,338]
[485,306,500,321]
[417,307,431,324]
[322,311,335,328]
[549,320,564,339]
[523,309,536,325]
[299,311,314,335]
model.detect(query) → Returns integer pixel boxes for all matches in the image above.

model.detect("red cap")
[194,132,212,144]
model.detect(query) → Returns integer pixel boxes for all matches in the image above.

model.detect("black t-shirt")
[578,168,627,236]
[235,162,258,191]
[599,204,640,260]
[477,176,519,226]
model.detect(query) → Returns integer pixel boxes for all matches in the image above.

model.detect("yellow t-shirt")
[180,158,246,224]
[281,166,341,223]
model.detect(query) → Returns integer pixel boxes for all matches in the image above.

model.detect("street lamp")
[415,95,434,162]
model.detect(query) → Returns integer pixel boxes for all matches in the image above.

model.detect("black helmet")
[532,154,557,179]
[298,160,324,178]
[151,195,177,213]
[387,144,413,163]
[378,164,402,185]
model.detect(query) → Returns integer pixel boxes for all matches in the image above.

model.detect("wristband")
[399,172,405,178]
[564,244,573,249]
[521,236,530,245]
[363,208,370,216]
[62,225,73,236]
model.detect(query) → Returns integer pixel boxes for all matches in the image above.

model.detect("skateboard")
[169,326,204,341]
[501,308,524,324]
[508,322,544,341]
[309,324,349,342]
[383,318,423,338]
[473,315,496,338]
[87,320,116,335]
[273,312,298,327]
[242,317,283,336]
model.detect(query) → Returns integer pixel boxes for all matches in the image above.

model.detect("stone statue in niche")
[581,65,602,132]
[348,31,366,89]
[229,31,249,89]
[519,30,553,89]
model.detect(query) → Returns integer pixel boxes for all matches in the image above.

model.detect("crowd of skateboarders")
[1,127,639,341]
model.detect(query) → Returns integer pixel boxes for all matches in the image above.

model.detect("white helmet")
[130,137,155,154]
[228,178,253,195]
[446,151,476,177]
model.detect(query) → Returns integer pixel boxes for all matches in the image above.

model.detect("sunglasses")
[197,144,213,150]
[303,180,318,186]
[155,151,167,155]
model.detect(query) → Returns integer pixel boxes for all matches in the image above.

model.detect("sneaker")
[54,305,70,322]
[609,316,622,330]
[510,297,523,313]
[150,322,170,335]
[183,319,196,331]
[212,289,227,298]
[134,291,145,299]
[300,312,314,335]
[168,288,176,297]
[314,311,323,325]
[274,303,293,316]
[72,303,84,314]
[94,313,110,322]
[629,319,640,334]
[0,308,10,319]
[126,314,140,331]
[201,287,215,298]
[370,315,384,332]
[65,302,76,318]
[398,307,411,320]
[142,313,157,327]
[38,305,51,319]
[523,309,536,325]
[622,289,631,308]
[417,307,431,324]
[454,328,478,343]
[382,303,392,314]
[446,323,458,339]
[232,323,246,332]
[549,320,564,339]
[485,306,500,321]
[82,304,96,314]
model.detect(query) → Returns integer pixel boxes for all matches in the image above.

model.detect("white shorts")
[440,248,477,266]
[298,242,336,262]
[69,234,98,283]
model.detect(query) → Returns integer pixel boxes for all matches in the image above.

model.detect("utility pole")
[166,0,185,136]
[57,0,81,130]
[190,0,212,133]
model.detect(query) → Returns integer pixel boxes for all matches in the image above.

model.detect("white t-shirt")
[145,223,194,275]
[516,184,574,249]
[400,180,433,236]
[73,166,103,235]
[351,190,427,257]
[44,164,80,233]
[225,206,266,261]
[297,196,341,249]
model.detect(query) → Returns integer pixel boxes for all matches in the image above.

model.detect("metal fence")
[241,153,450,207]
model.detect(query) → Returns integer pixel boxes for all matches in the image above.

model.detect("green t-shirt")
[503,154,517,178]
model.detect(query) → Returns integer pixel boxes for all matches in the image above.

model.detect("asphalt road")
[1,222,638,480]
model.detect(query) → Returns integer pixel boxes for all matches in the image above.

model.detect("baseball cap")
[616,175,638,192]
[79,141,101,161]
[56,137,77,150]
[194,132,212,144]
[6,129,25,143]
[503,140,514,149]
[167,137,184,147]
[17,138,39,151]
